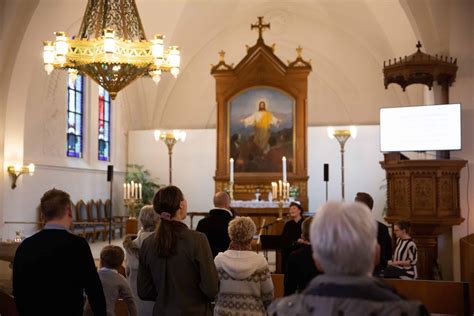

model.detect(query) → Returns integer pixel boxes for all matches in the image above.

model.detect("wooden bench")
[383,278,470,316]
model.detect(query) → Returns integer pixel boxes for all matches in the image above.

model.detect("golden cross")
[251,16,270,40]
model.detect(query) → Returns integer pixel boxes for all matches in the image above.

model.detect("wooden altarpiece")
[211,17,311,219]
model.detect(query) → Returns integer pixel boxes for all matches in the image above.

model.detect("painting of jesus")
[229,87,294,173]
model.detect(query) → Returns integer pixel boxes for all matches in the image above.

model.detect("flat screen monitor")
[380,103,461,152]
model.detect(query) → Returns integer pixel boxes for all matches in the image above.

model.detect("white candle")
[282,156,287,182]
[139,183,142,199]
[135,183,138,198]
[126,183,130,199]
[123,183,126,199]
[278,180,282,199]
[229,158,234,183]
[131,181,135,198]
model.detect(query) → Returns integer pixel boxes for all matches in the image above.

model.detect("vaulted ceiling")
[0,0,463,130]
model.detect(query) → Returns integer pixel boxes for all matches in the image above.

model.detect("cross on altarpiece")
[251,16,270,41]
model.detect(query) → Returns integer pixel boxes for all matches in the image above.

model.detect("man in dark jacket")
[355,192,392,275]
[196,192,233,257]
[13,188,106,316]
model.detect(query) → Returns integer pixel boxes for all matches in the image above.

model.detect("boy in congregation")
[85,245,137,316]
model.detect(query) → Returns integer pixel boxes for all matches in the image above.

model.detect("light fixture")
[7,163,35,189]
[154,130,186,185]
[42,0,181,99]
[327,126,357,200]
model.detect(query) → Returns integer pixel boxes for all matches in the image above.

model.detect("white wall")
[128,130,217,213]
[128,126,387,222]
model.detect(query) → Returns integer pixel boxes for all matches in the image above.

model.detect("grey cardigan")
[138,225,219,316]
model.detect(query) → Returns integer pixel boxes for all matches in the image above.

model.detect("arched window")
[67,74,84,158]
[98,86,111,161]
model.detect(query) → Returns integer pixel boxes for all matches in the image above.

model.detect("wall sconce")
[7,163,35,189]
[327,126,357,200]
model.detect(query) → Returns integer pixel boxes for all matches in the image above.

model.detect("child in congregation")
[84,245,137,316]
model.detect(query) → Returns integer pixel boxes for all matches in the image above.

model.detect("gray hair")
[228,216,256,244]
[138,205,160,232]
[310,201,377,276]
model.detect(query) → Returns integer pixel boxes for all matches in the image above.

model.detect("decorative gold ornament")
[42,0,181,99]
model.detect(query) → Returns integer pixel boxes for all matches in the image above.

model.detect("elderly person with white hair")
[123,205,159,316]
[214,216,274,316]
[268,201,429,316]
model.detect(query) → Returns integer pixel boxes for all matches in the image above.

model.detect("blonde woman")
[214,217,274,316]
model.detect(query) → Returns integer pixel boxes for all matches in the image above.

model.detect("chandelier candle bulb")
[229,158,234,183]
[282,156,287,182]
[151,35,164,59]
[103,29,116,55]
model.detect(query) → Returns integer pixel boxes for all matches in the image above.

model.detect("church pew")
[271,273,284,298]
[383,278,470,316]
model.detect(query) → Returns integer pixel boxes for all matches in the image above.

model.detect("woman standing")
[281,202,305,271]
[214,217,274,316]
[138,186,218,315]
[387,220,418,279]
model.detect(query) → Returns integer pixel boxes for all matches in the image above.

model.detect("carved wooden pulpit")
[211,17,311,225]
[381,153,467,279]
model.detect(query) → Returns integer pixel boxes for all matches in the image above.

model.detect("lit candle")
[123,183,126,199]
[139,183,142,199]
[278,180,282,199]
[229,158,234,183]
[282,156,287,183]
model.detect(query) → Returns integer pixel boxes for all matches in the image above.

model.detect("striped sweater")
[393,238,418,279]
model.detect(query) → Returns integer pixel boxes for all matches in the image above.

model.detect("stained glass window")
[98,86,111,161]
[67,75,84,158]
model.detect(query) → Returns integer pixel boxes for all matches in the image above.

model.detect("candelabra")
[154,130,186,185]
[124,197,142,219]
[327,126,357,200]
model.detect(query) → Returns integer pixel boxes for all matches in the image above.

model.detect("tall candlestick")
[282,156,287,182]
[229,158,234,183]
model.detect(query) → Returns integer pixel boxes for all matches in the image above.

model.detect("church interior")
[1,0,473,314]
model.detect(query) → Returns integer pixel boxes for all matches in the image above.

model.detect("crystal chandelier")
[42,0,180,99]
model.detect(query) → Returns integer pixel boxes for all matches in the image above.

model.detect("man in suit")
[196,191,234,257]
[13,188,106,316]
[355,192,393,275]
[284,217,320,295]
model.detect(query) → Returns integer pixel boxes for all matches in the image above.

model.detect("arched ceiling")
[1,0,461,131]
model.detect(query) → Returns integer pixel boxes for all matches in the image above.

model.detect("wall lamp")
[7,163,35,189]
